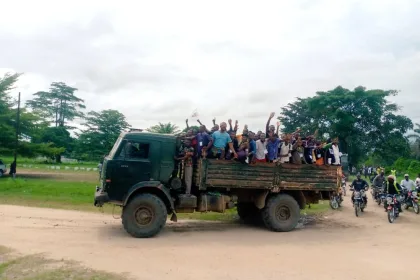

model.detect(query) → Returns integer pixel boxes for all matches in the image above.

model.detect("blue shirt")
[195,132,212,156]
[212,131,232,148]
[267,138,280,160]
[249,140,256,154]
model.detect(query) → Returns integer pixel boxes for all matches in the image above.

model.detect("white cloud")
[1,0,420,132]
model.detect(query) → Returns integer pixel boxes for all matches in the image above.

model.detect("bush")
[392,157,412,172]
[408,160,420,176]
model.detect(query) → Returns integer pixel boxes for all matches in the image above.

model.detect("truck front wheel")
[122,193,167,238]
[262,194,300,232]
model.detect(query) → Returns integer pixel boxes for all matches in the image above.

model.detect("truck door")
[109,140,153,201]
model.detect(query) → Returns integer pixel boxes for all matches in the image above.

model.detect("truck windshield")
[109,137,123,158]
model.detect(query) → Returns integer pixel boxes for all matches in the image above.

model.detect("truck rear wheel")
[122,193,167,238]
[237,203,261,223]
[262,194,300,232]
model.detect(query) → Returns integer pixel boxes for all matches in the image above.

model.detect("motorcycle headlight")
[354,192,361,198]
[412,191,417,197]
[387,197,393,203]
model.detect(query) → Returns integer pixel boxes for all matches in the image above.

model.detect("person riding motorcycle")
[372,172,385,199]
[350,173,368,205]
[384,175,403,212]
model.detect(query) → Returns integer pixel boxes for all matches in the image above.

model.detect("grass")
[0,155,98,169]
[0,177,331,221]
[0,246,126,280]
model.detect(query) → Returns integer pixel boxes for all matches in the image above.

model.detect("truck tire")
[262,194,300,232]
[237,203,261,223]
[122,193,167,238]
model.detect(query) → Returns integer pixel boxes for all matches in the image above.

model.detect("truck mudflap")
[94,186,110,207]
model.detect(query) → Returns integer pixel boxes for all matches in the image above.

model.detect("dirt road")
[1,197,419,280]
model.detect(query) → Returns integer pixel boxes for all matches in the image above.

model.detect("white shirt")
[279,142,292,163]
[332,144,340,165]
[255,140,268,160]
[401,179,416,191]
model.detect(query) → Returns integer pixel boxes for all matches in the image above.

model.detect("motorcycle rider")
[401,174,416,202]
[350,173,369,205]
[384,175,403,212]
[372,172,385,199]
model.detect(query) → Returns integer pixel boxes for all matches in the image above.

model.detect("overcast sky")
[1,0,420,132]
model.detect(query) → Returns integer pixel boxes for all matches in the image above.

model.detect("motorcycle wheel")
[413,203,419,214]
[343,188,346,196]
[388,208,395,223]
[377,198,381,205]
[403,203,409,210]
[355,204,360,217]
[330,198,339,210]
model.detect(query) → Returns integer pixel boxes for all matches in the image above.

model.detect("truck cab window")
[123,142,150,159]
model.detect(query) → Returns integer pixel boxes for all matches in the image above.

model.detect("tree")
[147,122,180,134]
[280,86,413,165]
[0,73,51,157]
[26,82,85,128]
[31,126,74,163]
[74,110,131,161]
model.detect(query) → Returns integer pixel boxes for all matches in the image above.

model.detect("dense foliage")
[0,73,131,162]
[280,86,413,166]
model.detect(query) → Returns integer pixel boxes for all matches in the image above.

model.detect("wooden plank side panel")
[275,163,340,191]
[199,160,340,191]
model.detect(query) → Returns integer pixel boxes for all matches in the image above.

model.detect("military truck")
[94,131,341,238]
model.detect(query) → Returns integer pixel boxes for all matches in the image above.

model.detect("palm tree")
[146,122,180,134]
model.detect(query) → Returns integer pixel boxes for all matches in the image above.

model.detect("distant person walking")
[97,162,103,180]
[9,160,16,179]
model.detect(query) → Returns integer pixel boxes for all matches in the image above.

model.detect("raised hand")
[269,112,275,119]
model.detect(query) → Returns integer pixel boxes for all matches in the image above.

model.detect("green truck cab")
[94,131,341,238]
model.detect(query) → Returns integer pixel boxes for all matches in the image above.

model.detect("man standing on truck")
[175,139,195,195]
[278,134,292,163]
[267,132,280,163]
[211,122,237,159]
[195,125,212,158]
[255,134,268,163]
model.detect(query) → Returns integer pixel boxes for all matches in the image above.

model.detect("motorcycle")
[402,189,419,214]
[372,184,386,206]
[352,189,367,217]
[329,190,342,210]
[386,194,400,223]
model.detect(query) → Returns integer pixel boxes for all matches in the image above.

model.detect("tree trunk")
[55,154,62,163]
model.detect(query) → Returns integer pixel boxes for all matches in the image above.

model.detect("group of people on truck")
[179,112,342,165]
[175,113,342,195]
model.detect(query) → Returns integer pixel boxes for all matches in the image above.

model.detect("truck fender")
[254,191,270,209]
[123,181,174,213]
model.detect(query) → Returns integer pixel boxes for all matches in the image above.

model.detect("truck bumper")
[94,186,110,207]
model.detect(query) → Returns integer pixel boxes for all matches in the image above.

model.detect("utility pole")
[14,92,21,163]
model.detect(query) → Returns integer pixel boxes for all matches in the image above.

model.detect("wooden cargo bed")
[197,159,340,191]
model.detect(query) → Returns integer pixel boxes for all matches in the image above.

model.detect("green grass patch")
[0,178,100,212]
[0,155,98,169]
[0,247,126,280]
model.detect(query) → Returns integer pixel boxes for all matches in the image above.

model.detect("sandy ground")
[1,196,420,280]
